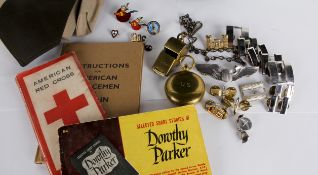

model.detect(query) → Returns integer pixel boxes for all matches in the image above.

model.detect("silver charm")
[267,83,294,114]
[265,55,294,84]
[237,115,252,131]
[196,64,258,82]
[247,47,260,67]
[263,54,294,114]
[240,131,249,143]
[239,81,266,102]
[258,44,269,75]
[111,30,119,38]
[236,114,252,143]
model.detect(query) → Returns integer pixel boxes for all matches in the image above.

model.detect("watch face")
[147,21,160,35]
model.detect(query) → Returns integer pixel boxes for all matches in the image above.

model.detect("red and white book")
[16,52,106,175]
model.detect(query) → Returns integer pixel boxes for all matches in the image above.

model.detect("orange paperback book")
[16,52,106,175]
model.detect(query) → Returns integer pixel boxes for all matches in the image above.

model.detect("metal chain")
[178,14,246,65]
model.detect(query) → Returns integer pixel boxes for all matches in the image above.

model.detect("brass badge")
[205,100,227,120]
[206,35,230,50]
[165,55,205,106]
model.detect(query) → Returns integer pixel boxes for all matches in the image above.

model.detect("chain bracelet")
[179,14,246,65]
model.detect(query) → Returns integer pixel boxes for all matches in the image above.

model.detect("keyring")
[179,55,195,71]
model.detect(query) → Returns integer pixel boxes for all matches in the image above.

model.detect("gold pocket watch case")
[165,55,205,106]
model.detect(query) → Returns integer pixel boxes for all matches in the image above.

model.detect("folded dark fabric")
[0,0,76,66]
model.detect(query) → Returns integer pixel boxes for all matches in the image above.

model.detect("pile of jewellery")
[206,85,252,143]
[152,14,295,143]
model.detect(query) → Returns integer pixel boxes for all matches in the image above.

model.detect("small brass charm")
[223,87,237,98]
[222,97,235,109]
[210,86,222,96]
[239,100,251,111]
[209,86,237,99]
[34,146,44,164]
[206,35,230,50]
[205,100,228,120]
[130,33,145,42]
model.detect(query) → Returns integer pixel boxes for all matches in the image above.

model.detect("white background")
[1,0,318,174]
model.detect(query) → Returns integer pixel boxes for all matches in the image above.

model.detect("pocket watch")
[165,55,205,106]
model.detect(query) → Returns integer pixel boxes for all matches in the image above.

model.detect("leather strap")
[62,0,80,40]
[0,0,5,8]
[75,0,104,36]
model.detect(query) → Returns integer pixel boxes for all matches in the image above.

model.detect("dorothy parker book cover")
[59,105,212,175]
[16,52,106,175]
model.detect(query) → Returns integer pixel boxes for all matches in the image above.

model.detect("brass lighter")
[152,37,188,76]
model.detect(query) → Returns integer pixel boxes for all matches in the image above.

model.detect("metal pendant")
[147,21,160,35]
[165,55,205,106]
[205,100,228,119]
[236,114,252,143]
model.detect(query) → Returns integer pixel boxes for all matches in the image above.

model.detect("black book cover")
[70,135,139,175]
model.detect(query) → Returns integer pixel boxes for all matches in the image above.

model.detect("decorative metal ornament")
[210,86,222,96]
[237,115,252,131]
[222,97,235,109]
[239,100,251,111]
[236,114,252,143]
[265,55,294,85]
[210,86,237,98]
[165,55,205,106]
[130,33,146,42]
[267,83,294,114]
[178,15,246,65]
[147,21,160,35]
[258,44,269,75]
[240,131,249,143]
[111,30,119,38]
[196,64,258,82]
[209,86,251,114]
[114,3,137,22]
[239,81,266,102]
[130,33,152,52]
[205,100,228,120]
[206,35,230,50]
[223,87,237,98]
[130,17,145,30]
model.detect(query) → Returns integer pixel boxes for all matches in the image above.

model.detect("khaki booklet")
[63,42,144,117]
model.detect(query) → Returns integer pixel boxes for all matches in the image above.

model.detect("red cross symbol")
[44,90,88,125]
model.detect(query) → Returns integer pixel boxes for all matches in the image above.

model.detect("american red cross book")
[16,52,106,175]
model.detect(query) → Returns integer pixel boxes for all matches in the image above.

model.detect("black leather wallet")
[0,0,76,66]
